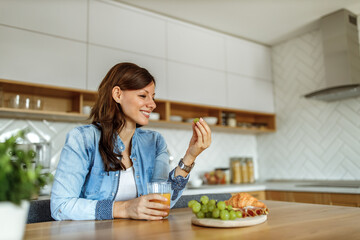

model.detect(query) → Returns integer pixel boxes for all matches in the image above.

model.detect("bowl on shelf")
[170,115,183,122]
[203,116,218,125]
[149,112,160,120]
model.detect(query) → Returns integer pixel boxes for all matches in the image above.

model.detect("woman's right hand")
[113,194,170,220]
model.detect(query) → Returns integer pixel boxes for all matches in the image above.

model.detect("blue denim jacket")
[51,124,189,220]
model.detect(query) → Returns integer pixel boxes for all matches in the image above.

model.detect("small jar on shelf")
[227,113,237,127]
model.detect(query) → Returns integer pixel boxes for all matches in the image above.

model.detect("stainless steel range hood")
[304,9,360,102]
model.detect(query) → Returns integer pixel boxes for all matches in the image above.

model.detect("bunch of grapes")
[188,195,243,220]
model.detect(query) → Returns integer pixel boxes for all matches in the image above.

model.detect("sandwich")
[225,192,269,217]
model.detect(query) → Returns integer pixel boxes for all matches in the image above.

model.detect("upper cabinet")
[167,22,226,71]
[89,0,166,58]
[0,0,87,41]
[87,44,168,99]
[227,74,274,113]
[0,26,87,89]
[167,61,227,107]
[226,36,272,81]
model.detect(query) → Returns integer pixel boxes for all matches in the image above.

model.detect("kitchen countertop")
[183,180,360,195]
[24,201,360,239]
[37,180,360,200]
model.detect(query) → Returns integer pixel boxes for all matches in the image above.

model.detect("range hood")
[304,9,360,102]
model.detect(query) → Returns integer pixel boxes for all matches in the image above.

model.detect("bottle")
[246,157,255,183]
[240,159,248,184]
[230,158,241,184]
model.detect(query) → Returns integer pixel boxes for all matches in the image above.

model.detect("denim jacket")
[51,124,189,220]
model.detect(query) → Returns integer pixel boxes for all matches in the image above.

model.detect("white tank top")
[114,166,137,201]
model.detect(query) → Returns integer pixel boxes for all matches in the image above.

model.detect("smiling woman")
[50,62,212,222]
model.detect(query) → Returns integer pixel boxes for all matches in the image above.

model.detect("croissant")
[225,192,267,209]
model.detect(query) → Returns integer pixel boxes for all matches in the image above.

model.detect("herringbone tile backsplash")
[257,29,360,181]
[0,119,258,180]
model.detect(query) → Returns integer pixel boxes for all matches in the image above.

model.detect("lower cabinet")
[266,191,360,207]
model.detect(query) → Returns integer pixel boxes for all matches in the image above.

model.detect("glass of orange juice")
[147,181,171,218]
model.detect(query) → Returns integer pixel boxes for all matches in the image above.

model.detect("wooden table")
[24,200,360,240]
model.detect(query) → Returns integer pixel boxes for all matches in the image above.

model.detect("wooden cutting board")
[191,215,267,228]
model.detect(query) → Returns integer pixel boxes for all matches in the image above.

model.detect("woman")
[51,62,211,221]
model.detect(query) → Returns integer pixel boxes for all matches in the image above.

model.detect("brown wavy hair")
[90,62,155,172]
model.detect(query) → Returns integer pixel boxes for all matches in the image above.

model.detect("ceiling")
[116,0,360,46]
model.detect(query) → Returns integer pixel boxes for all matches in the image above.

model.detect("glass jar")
[246,157,255,183]
[230,158,241,184]
[227,113,237,127]
[221,112,228,126]
[240,159,248,183]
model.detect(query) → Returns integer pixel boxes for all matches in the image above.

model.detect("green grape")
[236,211,243,218]
[220,210,230,220]
[200,195,209,205]
[208,199,216,206]
[196,211,205,219]
[192,202,201,213]
[188,200,197,208]
[205,212,212,218]
[208,204,215,212]
[200,204,208,213]
[193,118,200,123]
[217,201,226,210]
[229,210,237,220]
[227,205,233,211]
[212,208,220,219]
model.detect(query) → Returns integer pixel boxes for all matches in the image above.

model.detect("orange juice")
[151,193,171,216]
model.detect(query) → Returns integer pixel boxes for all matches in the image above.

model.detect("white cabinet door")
[167,61,227,107]
[227,73,274,113]
[0,0,87,41]
[167,22,225,71]
[0,26,87,89]
[89,0,166,58]
[226,36,272,81]
[87,44,167,99]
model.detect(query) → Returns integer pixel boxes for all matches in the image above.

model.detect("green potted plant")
[0,130,53,240]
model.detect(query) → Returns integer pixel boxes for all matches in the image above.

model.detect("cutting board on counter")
[191,215,267,228]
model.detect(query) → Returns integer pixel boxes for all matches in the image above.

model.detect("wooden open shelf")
[0,79,276,133]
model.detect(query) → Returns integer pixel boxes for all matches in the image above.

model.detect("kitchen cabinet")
[266,190,360,207]
[0,0,87,41]
[167,61,227,107]
[89,0,166,58]
[227,73,274,113]
[0,79,276,134]
[0,26,87,89]
[167,21,225,71]
[87,44,167,99]
[226,36,272,81]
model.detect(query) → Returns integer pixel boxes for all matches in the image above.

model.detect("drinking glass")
[147,181,171,217]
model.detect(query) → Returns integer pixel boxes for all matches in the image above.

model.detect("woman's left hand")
[186,118,211,159]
